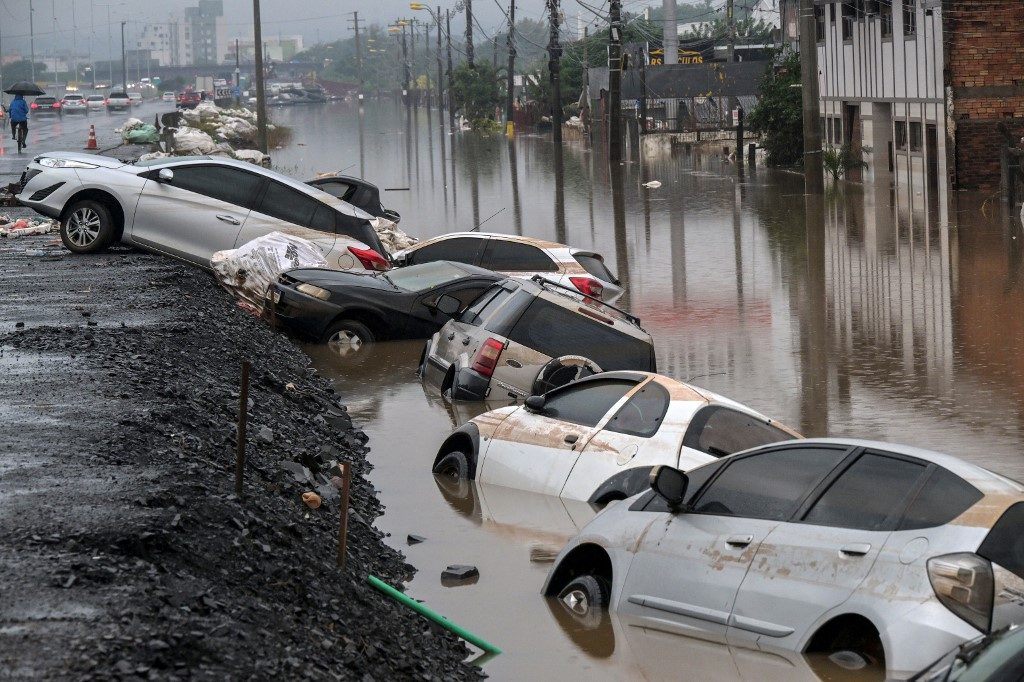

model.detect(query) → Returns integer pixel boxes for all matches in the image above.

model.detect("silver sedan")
[17,152,391,272]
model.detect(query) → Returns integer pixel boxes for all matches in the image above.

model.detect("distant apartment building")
[780,0,1023,192]
[135,1,224,67]
[137,19,190,67]
[185,0,227,66]
[225,35,304,64]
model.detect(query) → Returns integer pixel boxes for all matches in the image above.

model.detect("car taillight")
[470,338,505,378]
[927,553,994,633]
[53,102,61,108]
[348,246,390,272]
[30,103,38,109]
[569,276,604,299]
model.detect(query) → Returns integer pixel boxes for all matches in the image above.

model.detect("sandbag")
[370,216,418,253]
[125,124,159,144]
[211,232,328,315]
[172,126,217,155]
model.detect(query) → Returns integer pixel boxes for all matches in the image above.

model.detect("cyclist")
[9,94,28,148]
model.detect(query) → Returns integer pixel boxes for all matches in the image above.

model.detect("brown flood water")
[279,100,1024,679]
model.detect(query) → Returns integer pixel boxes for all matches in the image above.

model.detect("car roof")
[511,276,646,332]
[416,231,568,252]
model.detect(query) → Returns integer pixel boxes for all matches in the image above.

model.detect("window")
[909,121,922,151]
[409,237,483,266]
[507,298,656,372]
[462,285,513,325]
[309,205,336,234]
[803,453,925,530]
[841,1,855,40]
[170,165,263,209]
[542,378,637,428]
[684,406,796,458]
[902,0,916,35]
[829,2,836,23]
[899,468,983,530]
[313,180,355,201]
[832,117,843,145]
[815,4,825,42]
[605,381,670,438]
[692,447,849,521]
[573,254,617,283]
[444,284,494,308]
[880,0,893,37]
[480,239,558,272]
[258,181,322,226]
[895,120,908,149]
[977,502,1024,580]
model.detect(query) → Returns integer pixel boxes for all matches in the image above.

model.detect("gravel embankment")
[0,238,479,680]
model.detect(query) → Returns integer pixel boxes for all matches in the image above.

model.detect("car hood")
[36,151,127,169]
[285,268,399,292]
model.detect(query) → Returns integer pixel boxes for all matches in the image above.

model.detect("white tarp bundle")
[172,126,217,155]
[211,232,328,315]
[371,216,418,253]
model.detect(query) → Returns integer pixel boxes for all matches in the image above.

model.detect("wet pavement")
[274,100,1024,678]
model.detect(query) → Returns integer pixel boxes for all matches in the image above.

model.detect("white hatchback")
[542,439,1024,677]
[392,232,624,303]
[431,371,799,503]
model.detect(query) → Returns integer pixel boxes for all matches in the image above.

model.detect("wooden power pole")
[547,0,562,146]
[799,0,823,193]
[465,0,474,66]
[252,0,268,154]
[505,0,516,135]
[446,10,455,130]
[608,0,622,161]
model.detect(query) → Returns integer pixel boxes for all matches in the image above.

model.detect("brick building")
[780,0,1023,191]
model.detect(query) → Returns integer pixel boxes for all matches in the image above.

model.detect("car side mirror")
[524,395,546,413]
[433,294,462,317]
[158,168,174,183]
[649,466,689,508]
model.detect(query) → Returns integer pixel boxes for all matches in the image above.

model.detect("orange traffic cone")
[84,124,98,150]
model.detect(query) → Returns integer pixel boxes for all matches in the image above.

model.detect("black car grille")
[278,273,298,286]
[29,182,65,201]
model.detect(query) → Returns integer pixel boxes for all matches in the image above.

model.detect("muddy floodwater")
[278,101,1024,679]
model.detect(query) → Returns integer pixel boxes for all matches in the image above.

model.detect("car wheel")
[556,575,610,630]
[532,355,603,395]
[60,200,115,254]
[322,320,375,361]
[432,450,471,480]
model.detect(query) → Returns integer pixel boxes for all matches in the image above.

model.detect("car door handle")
[726,535,754,548]
[840,543,872,557]
[564,434,579,444]
[447,332,455,341]
[216,214,241,225]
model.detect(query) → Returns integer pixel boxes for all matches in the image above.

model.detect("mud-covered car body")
[17,152,389,269]
[268,261,502,343]
[422,277,655,402]
[392,232,623,303]
[433,371,799,503]
[542,438,1024,677]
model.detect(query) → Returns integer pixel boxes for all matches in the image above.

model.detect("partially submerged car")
[431,371,799,503]
[17,153,390,270]
[422,277,655,402]
[268,260,502,357]
[542,439,1024,677]
[392,232,622,303]
[306,173,401,224]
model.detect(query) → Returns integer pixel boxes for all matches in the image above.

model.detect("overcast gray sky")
[0,0,577,60]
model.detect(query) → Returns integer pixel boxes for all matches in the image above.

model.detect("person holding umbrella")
[3,81,45,153]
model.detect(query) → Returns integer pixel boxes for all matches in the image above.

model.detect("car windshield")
[381,261,471,292]
[64,95,83,101]
[36,98,55,104]
[87,96,104,101]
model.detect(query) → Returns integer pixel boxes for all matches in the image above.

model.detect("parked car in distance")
[432,371,799,503]
[31,96,61,116]
[59,94,88,115]
[306,174,401,225]
[422,276,655,402]
[177,90,201,109]
[543,438,1024,677]
[269,261,503,358]
[393,232,622,303]
[17,153,390,272]
[105,91,131,111]
[912,625,1024,681]
[127,92,143,106]
[161,91,176,103]
[85,94,106,111]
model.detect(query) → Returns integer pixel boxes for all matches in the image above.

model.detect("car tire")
[322,320,375,362]
[532,355,603,396]
[60,200,116,254]
[432,450,471,480]
[556,575,610,630]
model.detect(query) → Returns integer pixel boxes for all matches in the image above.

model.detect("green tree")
[451,62,501,125]
[746,50,802,167]
[1,60,49,84]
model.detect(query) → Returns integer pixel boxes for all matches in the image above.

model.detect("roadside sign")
[215,87,233,99]
[732,108,740,127]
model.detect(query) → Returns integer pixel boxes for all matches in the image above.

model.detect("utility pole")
[505,0,516,134]
[608,0,623,161]
[663,0,677,64]
[30,0,36,83]
[799,0,823,193]
[349,11,363,95]
[436,7,444,124]
[52,0,57,87]
[547,0,562,146]
[727,0,735,62]
[90,0,96,88]
[252,0,269,154]
[446,10,455,130]
[106,5,112,87]
[234,38,241,106]
[465,0,474,66]
[639,45,648,133]
[120,21,127,92]
[425,23,432,107]
[409,20,416,105]
[401,23,410,104]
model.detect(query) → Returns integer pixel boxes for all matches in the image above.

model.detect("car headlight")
[295,283,331,300]
[38,157,99,169]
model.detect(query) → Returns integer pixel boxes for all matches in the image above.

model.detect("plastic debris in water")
[642,180,662,189]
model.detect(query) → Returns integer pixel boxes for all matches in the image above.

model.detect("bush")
[746,50,803,167]
[451,63,500,123]
[822,145,868,181]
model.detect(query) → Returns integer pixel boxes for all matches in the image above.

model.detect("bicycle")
[15,121,27,154]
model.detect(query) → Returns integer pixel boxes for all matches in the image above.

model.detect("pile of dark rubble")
[0,245,479,680]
